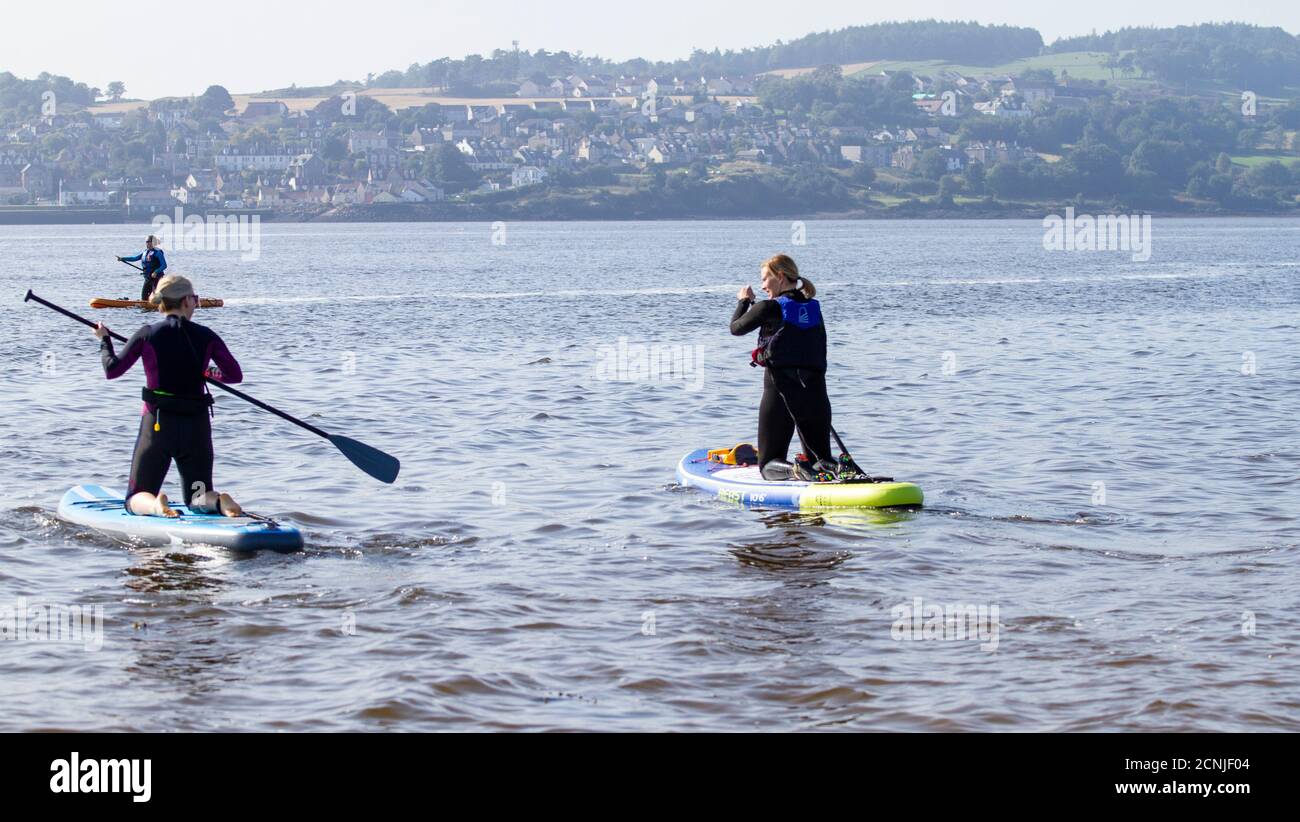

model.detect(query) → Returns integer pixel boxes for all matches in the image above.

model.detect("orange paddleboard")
[90,297,225,309]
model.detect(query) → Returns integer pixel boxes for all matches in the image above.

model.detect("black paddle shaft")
[776,371,868,477]
[119,258,144,273]
[24,290,400,483]
[829,426,853,459]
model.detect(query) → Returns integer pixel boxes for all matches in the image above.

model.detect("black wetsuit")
[122,248,167,301]
[730,291,833,473]
[100,315,242,509]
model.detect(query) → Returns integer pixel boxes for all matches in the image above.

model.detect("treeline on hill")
[1046,23,1300,92]
[750,20,1042,69]
[0,72,98,120]
[366,20,1043,93]
[756,66,927,126]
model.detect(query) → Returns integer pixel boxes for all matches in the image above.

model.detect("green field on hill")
[850,51,1140,84]
[1231,153,1300,168]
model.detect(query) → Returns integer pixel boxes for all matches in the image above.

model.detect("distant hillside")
[366,20,1044,91]
[711,20,1044,72]
[1046,23,1300,91]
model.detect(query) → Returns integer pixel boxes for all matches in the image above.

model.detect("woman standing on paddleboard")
[94,275,245,518]
[117,235,168,302]
[730,253,835,481]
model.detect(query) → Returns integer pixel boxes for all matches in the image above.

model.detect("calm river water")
[1,217,1298,730]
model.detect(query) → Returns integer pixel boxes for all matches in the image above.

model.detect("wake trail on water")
[223,267,1253,305]
[225,284,739,305]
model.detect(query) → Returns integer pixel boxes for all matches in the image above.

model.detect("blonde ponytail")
[762,253,815,298]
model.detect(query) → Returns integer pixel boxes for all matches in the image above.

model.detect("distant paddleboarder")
[730,253,834,481]
[94,274,245,518]
[117,235,168,302]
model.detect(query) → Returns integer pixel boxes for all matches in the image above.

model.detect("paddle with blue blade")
[25,290,400,484]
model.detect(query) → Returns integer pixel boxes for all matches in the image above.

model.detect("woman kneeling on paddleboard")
[730,253,835,481]
[94,275,245,517]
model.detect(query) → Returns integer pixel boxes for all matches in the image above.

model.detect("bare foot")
[154,493,179,518]
[217,493,243,518]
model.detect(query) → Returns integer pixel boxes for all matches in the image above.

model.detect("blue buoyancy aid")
[752,294,827,369]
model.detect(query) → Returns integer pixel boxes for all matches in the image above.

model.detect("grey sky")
[3,0,1297,100]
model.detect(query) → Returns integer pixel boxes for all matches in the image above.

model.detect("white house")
[214,147,296,172]
[347,130,389,153]
[517,80,545,98]
[58,180,114,205]
[399,182,445,203]
[974,99,1032,119]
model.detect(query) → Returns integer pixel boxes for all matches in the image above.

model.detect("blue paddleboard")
[57,484,304,551]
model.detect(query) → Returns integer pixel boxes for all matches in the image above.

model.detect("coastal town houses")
[0,67,1129,214]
